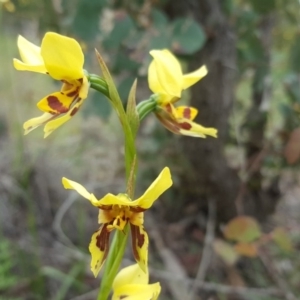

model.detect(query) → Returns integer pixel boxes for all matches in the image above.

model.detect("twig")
[187,198,216,300]
[150,268,282,298]
[147,213,190,300]
[259,247,297,300]
[147,212,283,299]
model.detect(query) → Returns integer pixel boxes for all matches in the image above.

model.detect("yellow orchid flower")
[13,32,90,138]
[112,263,161,300]
[62,167,172,277]
[148,49,217,138]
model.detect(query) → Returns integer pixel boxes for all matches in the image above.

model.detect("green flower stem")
[89,74,109,98]
[90,72,137,299]
[97,227,129,300]
[136,99,157,121]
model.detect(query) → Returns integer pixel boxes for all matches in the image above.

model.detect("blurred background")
[0,0,300,299]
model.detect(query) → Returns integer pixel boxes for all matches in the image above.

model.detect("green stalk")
[136,99,157,121]
[90,72,137,300]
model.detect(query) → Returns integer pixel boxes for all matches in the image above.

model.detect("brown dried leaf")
[234,242,258,257]
[284,127,300,165]
[223,216,261,243]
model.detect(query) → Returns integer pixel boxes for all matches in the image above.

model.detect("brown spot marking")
[47,96,68,113]
[70,107,79,116]
[183,108,191,119]
[116,218,121,227]
[120,296,127,299]
[136,227,145,248]
[122,215,126,221]
[96,224,110,252]
[130,224,140,260]
[165,103,172,113]
[180,122,192,130]
[77,78,83,84]
[130,207,145,213]
[100,205,112,211]
[66,89,79,97]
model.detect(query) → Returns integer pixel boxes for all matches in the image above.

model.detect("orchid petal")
[112,283,161,300]
[89,224,111,277]
[135,167,172,209]
[175,106,198,121]
[182,65,207,90]
[130,224,149,273]
[149,50,182,98]
[37,91,77,114]
[23,112,56,135]
[13,35,47,74]
[178,119,218,138]
[43,102,82,138]
[41,32,84,80]
[62,177,99,205]
[113,264,148,289]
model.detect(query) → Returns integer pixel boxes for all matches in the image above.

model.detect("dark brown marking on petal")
[130,207,145,213]
[66,89,79,97]
[77,78,83,84]
[60,92,64,95]
[180,122,192,130]
[130,224,140,261]
[100,205,112,211]
[120,296,127,299]
[136,227,145,248]
[183,108,191,119]
[96,224,110,252]
[46,72,49,74]
[116,218,121,227]
[122,215,126,221]
[165,103,172,113]
[70,107,79,116]
[47,96,68,113]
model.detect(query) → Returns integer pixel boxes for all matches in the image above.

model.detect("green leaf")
[126,79,139,138]
[171,18,206,55]
[113,52,140,73]
[103,14,135,49]
[151,8,169,30]
[83,91,112,120]
[118,76,136,104]
[72,0,106,41]
[250,0,277,14]
[284,74,300,103]
[224,216,262,243]
[150,30,172,50]
[213,239,239,265]
[221,0,234,16]
[272,227,294,253]
[289,34,300,73]
[95,50,136,178]
[237,33,265,67]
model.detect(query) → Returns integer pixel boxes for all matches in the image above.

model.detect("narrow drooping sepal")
[89,224,111,277]
[130,224,149,273]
